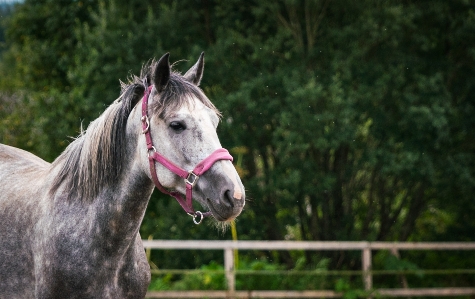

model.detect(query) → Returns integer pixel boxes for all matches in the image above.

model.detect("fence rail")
[143,240,475,298]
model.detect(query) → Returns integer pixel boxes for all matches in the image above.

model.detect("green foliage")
[334,278,367,299]
[382,255,422,278]
[149,257,331,291]
[149,262,225,291]
[235,257,331,291]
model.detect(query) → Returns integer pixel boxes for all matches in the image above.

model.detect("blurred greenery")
[1,0,475,291]
[148,257,331,291]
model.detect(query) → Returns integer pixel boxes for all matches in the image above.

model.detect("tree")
[206,0,475,268]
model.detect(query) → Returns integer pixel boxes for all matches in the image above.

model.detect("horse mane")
[49,60,220,202]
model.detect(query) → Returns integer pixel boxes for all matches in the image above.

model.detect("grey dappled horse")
[0,53,245,299]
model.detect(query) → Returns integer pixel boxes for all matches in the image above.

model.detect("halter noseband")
[141,85,233,224]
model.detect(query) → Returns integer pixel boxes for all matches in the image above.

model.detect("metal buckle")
[185,171,199,187]
[190,211,204,225]
[141,116,150,134]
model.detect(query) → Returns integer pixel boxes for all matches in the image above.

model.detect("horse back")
[0,143,50,198]
[0,143,49,168]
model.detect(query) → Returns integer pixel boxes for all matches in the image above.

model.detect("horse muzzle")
[197,164,246,222]
[209,186,245,221]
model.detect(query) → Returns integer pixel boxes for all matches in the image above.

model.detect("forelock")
[151,72,220,119]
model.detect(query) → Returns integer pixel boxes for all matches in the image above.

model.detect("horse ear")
[153,53,170,92]
[184,52,205,86]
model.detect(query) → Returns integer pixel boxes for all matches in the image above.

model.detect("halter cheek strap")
[141,85,233,224]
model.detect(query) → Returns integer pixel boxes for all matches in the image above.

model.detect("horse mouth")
[206,198,239,222]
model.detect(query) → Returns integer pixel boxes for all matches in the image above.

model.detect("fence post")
[362,245,372,291]
[224,247,235,299]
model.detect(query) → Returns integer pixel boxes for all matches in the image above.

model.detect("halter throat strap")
[140,85,233,224]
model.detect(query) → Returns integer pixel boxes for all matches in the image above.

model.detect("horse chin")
[205,198,242,223]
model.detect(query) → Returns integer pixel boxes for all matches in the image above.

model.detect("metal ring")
[147,146,157,157]
[192,211,204,225]
[141,116,150,134]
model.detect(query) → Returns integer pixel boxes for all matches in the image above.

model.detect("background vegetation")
[1,0,475,291]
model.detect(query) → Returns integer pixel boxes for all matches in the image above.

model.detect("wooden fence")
[143,240,475,298]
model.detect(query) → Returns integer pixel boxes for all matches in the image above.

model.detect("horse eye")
[169,121,186,132]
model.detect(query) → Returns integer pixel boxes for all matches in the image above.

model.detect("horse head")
[133,53,245,223]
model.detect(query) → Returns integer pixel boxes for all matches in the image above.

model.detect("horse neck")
[49,103,155,251]
[89,119,155,246]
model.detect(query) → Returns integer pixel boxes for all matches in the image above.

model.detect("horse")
[0,53,246,299]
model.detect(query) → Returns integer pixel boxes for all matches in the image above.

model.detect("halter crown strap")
[141,85,233,224]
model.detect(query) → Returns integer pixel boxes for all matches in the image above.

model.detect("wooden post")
[362,246,372,291]
[224,247,235,298]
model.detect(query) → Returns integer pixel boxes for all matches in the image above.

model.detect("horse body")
[0,112,152,299]
[0,53,245,299]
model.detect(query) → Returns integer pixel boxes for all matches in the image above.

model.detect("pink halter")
[141,85,233,224]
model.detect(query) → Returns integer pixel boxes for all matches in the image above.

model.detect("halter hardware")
[141,85,233,224]
[141,115,150,134]
[147,146,157,157]
[190,211,204,225]
[185,171,199,187]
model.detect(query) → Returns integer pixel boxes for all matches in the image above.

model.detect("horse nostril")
[222,190,234,208]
